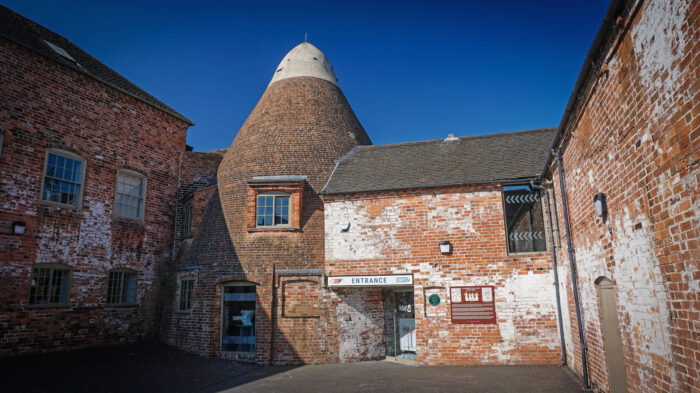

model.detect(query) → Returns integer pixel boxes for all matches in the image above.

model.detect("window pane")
[503,185,546,253]
[29,267,69,305]
[125,274,136,303]
[116,173,144,218]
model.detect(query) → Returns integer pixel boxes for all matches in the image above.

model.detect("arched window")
[41,149,86,208]
[114,169,147,220]
[256,192,290,227]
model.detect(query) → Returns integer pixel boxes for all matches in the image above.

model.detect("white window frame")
[40,148,87,209]
[114,169,147,221]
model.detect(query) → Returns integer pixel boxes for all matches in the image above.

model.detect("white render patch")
[268,42,339,87]
[631,0,689,121]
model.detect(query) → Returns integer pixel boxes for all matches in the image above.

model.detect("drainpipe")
[551,149,589,389]
[530,180,567,366]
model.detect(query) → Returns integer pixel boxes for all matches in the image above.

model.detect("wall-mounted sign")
[450,286,496,324]
[327,274,413,287]
[428,294,440,306]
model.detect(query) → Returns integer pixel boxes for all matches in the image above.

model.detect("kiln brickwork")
[0,33,190,355]
[161,43,372,364]
[544,0,699,392]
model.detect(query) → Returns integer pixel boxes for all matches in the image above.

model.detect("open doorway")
[383,288,416,361]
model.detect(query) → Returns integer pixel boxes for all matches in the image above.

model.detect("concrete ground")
[1,341,585,393]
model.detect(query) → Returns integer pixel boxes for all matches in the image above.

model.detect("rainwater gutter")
[551,148,589,389]
[530,180,567,366]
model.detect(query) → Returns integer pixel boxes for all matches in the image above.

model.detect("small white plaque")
[451,288,461,302]
[481,287,492,302]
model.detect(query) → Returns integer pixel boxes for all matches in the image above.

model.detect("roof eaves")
[322,176,540,196]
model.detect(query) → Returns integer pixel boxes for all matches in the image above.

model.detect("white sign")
[451,287,462,302]
[327,274,413,287]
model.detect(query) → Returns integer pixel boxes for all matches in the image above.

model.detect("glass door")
[221,284,256,353]
[387,289,415,360]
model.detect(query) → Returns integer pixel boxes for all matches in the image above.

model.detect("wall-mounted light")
[439,240,451,254]
[593,193,607,217]
[12,221,26,235]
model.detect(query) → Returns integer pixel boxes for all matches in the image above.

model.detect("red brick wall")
[161,76,371,364]
[546,0,699,391]
[0,39,189,355]
[324,185,562,366]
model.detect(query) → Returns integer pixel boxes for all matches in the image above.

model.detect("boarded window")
[29,265,70,305]
[503,184,547,253]
[115,170,146,219]
[107,270,137,304]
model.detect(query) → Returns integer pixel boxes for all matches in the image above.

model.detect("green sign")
[428,294,440,306]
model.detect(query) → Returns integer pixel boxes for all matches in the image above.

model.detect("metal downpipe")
[551,148,589,389]
[530,180,567,365]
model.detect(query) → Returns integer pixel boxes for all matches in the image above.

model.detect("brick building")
[1,2,698,392]
[0,6,192,354]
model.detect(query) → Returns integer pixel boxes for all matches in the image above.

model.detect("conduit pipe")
[530,180,567,365]
[551,148,589,389]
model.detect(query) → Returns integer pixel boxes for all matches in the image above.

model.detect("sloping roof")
[0,5,193,125]
[323,128,557,194]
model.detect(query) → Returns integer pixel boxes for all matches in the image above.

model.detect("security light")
[12,221,26,235]
[439,240,451,254]
[594,193,607,217]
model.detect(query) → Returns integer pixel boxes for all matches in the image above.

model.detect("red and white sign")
[450,286,496,324]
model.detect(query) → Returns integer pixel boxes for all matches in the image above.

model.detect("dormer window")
[246,175,305,232]
[256,192,290,227]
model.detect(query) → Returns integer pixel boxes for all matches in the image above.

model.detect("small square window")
[41,150,85,208]
[179,279,194,310]
[256,193,290,227]
[29,265,71,306]
[107,270,137,304]
[115,170,146,219]
[503,184,547,253]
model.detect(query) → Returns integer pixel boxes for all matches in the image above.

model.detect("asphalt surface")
[1,341,585,393]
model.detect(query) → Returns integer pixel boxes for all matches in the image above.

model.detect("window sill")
[507,250,550,256]
[105,303,138,308]
[246,227,301,233]
[26,303,71,309]
[113,215,145,224]
[39,201,81,211]
[176,309,193,314]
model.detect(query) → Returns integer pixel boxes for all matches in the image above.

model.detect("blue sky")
[3,0,609,151]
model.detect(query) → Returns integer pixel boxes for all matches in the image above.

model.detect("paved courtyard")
[1,341,585,393]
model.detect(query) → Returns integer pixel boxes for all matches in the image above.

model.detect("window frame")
[28,263,72,307]
[183,202,193,237]
[179,278,194,311]
[501,184,549,255]
[40,148,87,209]
[106,268,138,306]
[255,192,291,228]
[113,169,147,221]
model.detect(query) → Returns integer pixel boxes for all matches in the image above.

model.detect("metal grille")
[115,172,144,219]
[42,153,82,206]
[29,266,70,305]
[107,271,137,304]
[179,279,194,310]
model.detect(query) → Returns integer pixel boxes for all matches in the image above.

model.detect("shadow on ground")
[1,341,585,393]
[0,340,292,393]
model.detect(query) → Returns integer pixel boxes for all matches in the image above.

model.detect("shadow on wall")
[159,189,302,364]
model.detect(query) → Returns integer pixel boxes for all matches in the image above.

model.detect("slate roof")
[322,128,557,194]
[0,5,192,125]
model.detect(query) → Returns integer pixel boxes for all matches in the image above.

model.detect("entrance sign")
[327,274,413,287]
[450,286,496,324]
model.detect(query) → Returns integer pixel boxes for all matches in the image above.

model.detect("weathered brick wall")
[547,0,699,391]
[324,185,561,366]
[0,39,189,355]
[161,76,371,364]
